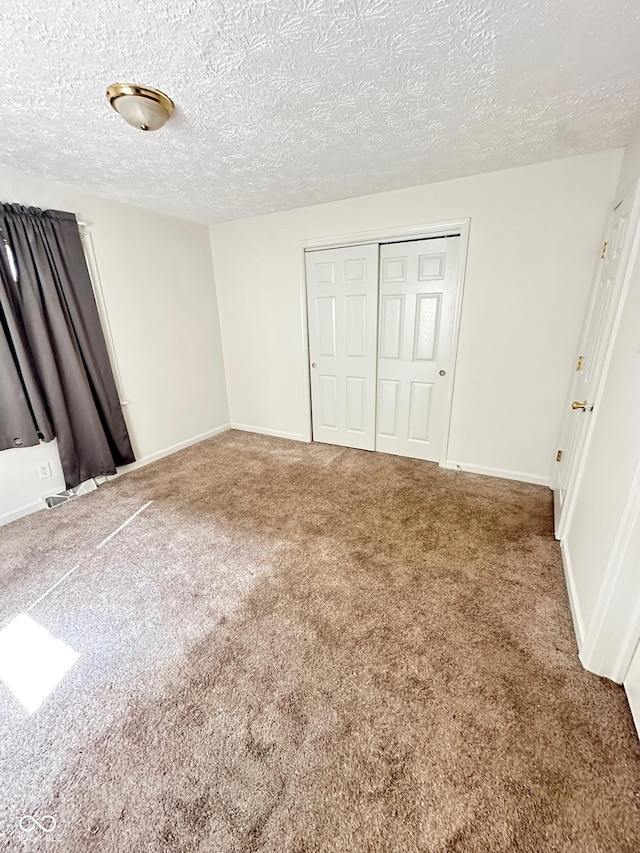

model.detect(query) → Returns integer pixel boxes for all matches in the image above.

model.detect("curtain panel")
[0,203,135,489]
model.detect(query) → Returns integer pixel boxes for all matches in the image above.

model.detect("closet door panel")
[306,244,378,450]
[376,237,460,461]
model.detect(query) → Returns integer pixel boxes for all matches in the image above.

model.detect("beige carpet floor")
[0,430,639,851]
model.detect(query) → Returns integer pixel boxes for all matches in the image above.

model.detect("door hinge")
[556,450,563,462]
[601,241,608,259]
[576,355,584,371]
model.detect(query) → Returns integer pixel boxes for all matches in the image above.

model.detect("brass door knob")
[572,400,588,411]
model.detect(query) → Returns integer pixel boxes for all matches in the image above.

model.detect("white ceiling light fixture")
[106,83,174,132]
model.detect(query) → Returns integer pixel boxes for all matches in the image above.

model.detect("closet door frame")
[299,219,470,466]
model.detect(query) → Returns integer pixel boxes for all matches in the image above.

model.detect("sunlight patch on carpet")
[0,614,79,713]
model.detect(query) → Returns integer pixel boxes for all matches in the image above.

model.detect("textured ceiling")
[1,0,639,223]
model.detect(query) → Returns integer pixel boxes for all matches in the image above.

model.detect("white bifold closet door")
[306,236,460,461]
[306,244,379,450]
[376,237,460,461]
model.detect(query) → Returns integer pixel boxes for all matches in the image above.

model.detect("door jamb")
[298,218,471,464]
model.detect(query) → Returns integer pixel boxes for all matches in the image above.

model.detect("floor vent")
[44,477,105,508]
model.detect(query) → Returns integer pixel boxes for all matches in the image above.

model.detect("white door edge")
[560,539,585,649]
[300,219,471,466]
[298,247,314,443]
[438,227,470,466]
[552,486,562,540]
[623,640,640,738]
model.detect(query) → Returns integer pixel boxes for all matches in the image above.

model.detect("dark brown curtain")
[0,203,135,489]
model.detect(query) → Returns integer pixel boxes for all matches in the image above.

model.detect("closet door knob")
[311,362,317,368]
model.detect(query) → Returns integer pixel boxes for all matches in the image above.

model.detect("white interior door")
[376,237,460,461]
[554,193,634,537]
[306,244,378,450]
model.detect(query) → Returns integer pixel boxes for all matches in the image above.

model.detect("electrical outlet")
[38,462,52,479]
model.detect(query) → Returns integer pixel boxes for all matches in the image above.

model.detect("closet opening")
[301,221,469,464]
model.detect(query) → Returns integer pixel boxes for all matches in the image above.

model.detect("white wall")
[210,151,622,483]
[562,137,640,679]
[615,136,640,197]
[0,165,229,524]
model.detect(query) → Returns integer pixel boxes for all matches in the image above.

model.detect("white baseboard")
[440,459,550,487]
[560,539,584,649]
[230,423,310,443]
[1,425,232,527]
[118,423,231,474]
[0,499,47,527]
